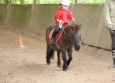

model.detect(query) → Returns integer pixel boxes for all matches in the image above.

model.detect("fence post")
[76,0,82,3]
[11,0,15,4]
[35,0,40,4]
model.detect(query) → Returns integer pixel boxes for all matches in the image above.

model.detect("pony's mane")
[64,24,80,32]
[61,24,74,37]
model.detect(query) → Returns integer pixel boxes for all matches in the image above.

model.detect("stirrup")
[50,38,56,44]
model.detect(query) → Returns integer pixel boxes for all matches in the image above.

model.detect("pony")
[46,24,81,71]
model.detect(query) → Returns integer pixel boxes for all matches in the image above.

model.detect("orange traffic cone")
[18,36,24,47]
[60,55,63,63]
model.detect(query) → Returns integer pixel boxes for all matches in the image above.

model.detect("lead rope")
[69,2,75,13]
[56,42,61,50]
[70,3,84,45]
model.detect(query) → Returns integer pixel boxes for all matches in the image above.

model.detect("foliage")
[40,0,105,4]
[40,0,75,4]
[0,0,105,4]
[15,0,34,4]
[0,0,10,3]
[82,0,105,4]
[4,0,10,3]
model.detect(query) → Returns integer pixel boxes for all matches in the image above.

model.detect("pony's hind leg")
[46,45,54,65]
[57,51,61,67]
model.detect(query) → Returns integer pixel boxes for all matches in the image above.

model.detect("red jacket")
[55,8,74,25]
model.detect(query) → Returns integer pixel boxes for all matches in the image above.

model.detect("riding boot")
[112,50,115,68]
[50,31,57,44]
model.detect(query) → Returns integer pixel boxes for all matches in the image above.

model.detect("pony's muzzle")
[74,45,80,51]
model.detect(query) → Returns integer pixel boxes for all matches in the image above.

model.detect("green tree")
[40,0,75,4]
[4,0,10,3]
[0,0,105,4]
[0,0,10,3]
[15,0,34,4]
[82,0,105,3]
[19,0,25,4]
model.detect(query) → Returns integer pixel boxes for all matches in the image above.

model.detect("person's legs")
[50,26,60,44]
[109,29,115,67]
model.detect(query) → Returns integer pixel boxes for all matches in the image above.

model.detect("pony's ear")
[75,24,82,30]
[79,24,82,27]
[78,24,82,30]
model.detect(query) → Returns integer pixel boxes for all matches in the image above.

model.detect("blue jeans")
[54,25,60,32]
[54,25,64,32]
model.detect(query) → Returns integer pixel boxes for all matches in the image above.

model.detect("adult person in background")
[104,0,115,68]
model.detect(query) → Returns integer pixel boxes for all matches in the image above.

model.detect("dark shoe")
[113,63,115,68]
[113,58,115,68]
[112,52,115,68]
[50,38,56,44]
[113,59,115,68]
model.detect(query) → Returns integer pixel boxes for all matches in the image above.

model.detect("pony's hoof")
[58,65,62,68]
[113,64,115,68]
[63,68,68,71]
[47,63,50,65]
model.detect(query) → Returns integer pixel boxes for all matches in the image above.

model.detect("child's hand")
[59,20,63,28]
[59,20,63,24]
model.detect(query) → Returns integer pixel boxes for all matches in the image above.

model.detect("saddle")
[49,29,62,42]
[49,25,68,43]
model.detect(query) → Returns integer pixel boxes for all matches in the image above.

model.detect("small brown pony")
[46,24,81,71]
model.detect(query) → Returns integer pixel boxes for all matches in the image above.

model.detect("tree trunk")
[75,0,77,3]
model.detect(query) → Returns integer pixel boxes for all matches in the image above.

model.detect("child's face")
[61,5,69,10]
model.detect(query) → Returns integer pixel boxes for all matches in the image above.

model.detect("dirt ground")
[0,26,115,83]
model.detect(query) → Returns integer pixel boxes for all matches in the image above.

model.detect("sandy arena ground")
[0,26,115,83]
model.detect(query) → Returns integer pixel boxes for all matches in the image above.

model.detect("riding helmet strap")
[61,26,66,35]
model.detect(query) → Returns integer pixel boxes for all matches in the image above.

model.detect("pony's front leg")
[67,49,72,66]
[57,51,61,67]
[62,50,68,71]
